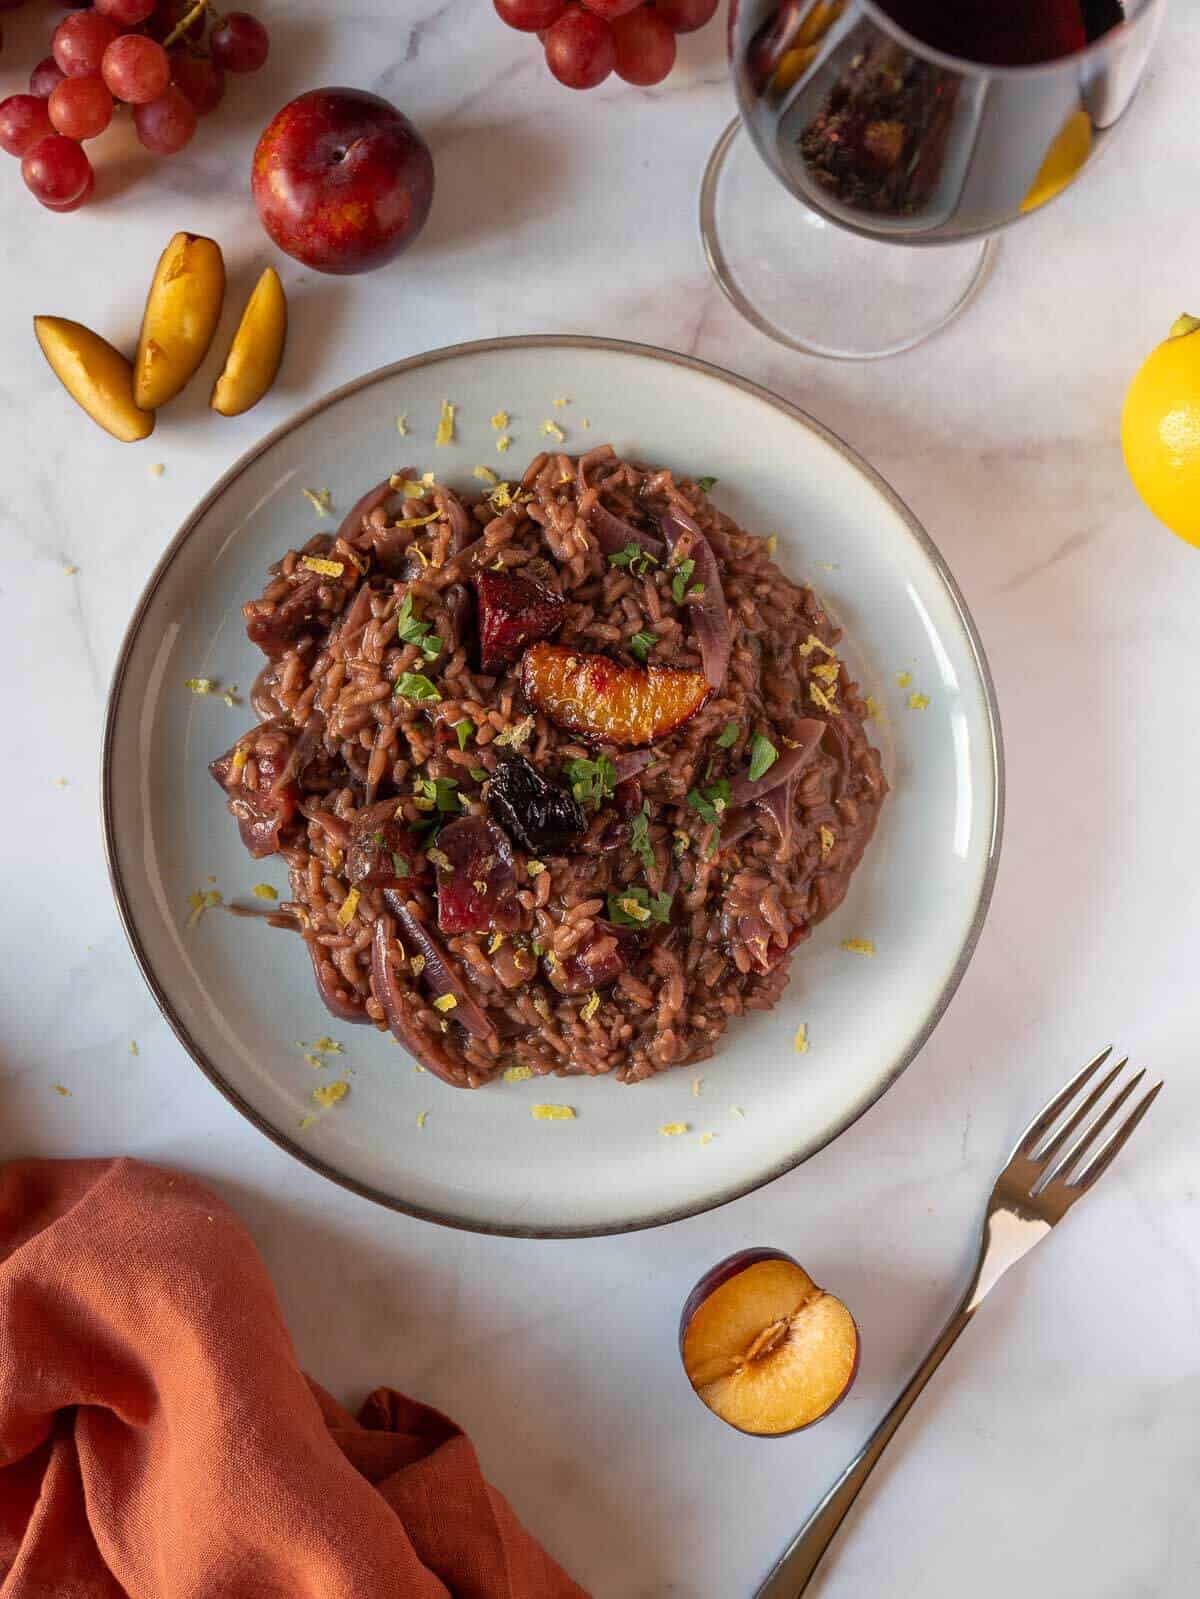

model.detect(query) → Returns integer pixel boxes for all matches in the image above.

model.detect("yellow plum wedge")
[211,267,288,417]
[134,232,226,411]
[34,316,155,444]
[680,1249,859,1436]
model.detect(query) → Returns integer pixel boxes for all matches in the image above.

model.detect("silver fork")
[754,1049,1163,1599]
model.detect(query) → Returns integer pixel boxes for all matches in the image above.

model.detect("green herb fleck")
[564,754,616,810]
[607,886,673,927]
[671,558,696,606]
[469,767,487,783]
[394,673,441,703]
[696,476,718,494]
[686,778,731,828]
[716,721,740,749]
[396,592,442,660]
[608,541,660,579]
[748,735,779,783]
[391,853,410,878]
[455,718,474,751]
[629,803,656,877]
[628,629,657,663]
[416,775,461,812]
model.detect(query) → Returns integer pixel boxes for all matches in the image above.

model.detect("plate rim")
[101,332,1005,1239]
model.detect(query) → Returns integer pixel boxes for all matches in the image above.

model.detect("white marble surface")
[3,4,1199,1595]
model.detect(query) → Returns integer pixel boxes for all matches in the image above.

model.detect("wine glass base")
[700,119,998,362]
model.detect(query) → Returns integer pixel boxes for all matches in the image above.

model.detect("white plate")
[103,336,1002,1237]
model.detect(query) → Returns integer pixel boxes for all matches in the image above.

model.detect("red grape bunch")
[0,0,271,213]
[494,0,719,91]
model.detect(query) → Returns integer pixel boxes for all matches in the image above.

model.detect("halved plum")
[434,814,522,935]
[680,1249,859,1436]
[521,643,710,748]
[474,569,565,673]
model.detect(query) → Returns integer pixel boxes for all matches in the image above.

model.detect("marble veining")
[2,3,1199,1595]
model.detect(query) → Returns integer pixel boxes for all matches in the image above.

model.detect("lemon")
[1121,313,1200,547]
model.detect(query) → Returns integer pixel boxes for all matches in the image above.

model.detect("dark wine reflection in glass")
[702,0,1165,358]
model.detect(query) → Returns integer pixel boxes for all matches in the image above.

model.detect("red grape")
[169,49,224,115]
[611,6,676,83]
[494,0,566,30]
[49,73,113,139]
[580,0,641,18]
[43,163,94,210]
[95,0,156,22]
[22,134,92,206]
[53,10,121,77]
[544,8,615,88]
[0,94,55,158]
[0,0,30,11]
[146,0,204,45]
[132,84,196,151]
[30,56,68,98]
[209,12,269,73]
[102,34,169,102]
[653,0,718,32]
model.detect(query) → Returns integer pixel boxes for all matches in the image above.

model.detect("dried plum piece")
[486,754,587,855]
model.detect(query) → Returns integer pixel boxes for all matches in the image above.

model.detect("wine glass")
[702,0,1166,359]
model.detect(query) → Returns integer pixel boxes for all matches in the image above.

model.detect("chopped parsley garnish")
[564,753,616,809]
[391,853,410,878]
[686,778,731,828]
[629,802,656,876]
[671,558,696,605]
[469,767,487,782]
[416,776,462,813]
[608,541,659,579]
[455,718,474,751]
[607,886,674,927]
[396,592,443,661]
[696,476,718,493]
[628,629,657,663]
[393,672,440,702]
[716,721,741,749]
[748,734,779,783]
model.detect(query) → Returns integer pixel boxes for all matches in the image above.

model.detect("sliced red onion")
[336,478,395,546]
[756,777,799,861]
[306,937,371,1024]
[576,444,616,497]
[443,582,472,651]
[382,893,497,1042]
[611,749,653,783]
[727,720,825,807]
[270,713,324,798]
[589,501,666,561]
[370,914,467,1083]
[660,504,731,691]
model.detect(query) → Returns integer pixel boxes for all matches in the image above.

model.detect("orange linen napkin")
[0,1158,589,1599]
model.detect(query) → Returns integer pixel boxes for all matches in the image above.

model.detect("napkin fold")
[0,1157,589,1599]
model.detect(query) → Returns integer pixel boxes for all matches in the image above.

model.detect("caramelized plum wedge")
[474,569,565,673]
[434,815,521,935]
[486,754,586,855]
[521,643,710,748]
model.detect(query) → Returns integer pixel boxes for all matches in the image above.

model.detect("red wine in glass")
[873,0,1126,66]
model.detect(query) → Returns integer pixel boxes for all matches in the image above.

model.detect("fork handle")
[753,1297,976,1598]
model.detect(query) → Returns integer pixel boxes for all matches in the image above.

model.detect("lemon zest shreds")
[490,483,513,509]
[303,1053,324,1070]
[495,715,534,749]
[488,932,505,954]
[811,660,840,683]
[618,896,651,923]
[185,677,216,695]
[692,1078,703,1097]
[53,1084,71,1097]
[541,419,566,442]
[896,671,913,687]
[394,511,444,529]
[581,417,590,428]
[301,556,345,578]
[908,692,930,710]
[799,633,836,658]
[298,1113,317,1130]
[504,1065,534,1083]
[496,435,512,454]
[841,938,876,955]
[580,990,601,1022]
[389,475,426,497]
[819,825,835,857]
[794,1023,809,1055]
[473,465,499,484]
[312,1036,343,1054]
[252,883,278,900]
[552,396,570,408]
[63,563,78,575]
[396,414,409,436]
[186,888,222,928]
[231,748,249,773]
[312,1080,348,1109]
[436,401,456,446]
[149,463,165,478]
[809,682,841,715]
[527,860,546,878]
[433,993,457,1013]
[302,487,333,516]
[660,1122,689,1136]
[416,1110,428,1128]
[129,1040,139,1057]
[532,1104,575,1121]
[865,695,883,721]
[699,1132,715,1146]
[336,888,360,928]
[491,411,509,429]
[411,954,426,976]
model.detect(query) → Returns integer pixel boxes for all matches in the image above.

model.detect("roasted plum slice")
[521,643,709,747]
[473,569,565,672]
[486,754,587,855]
[346,803,430,888]
[434,815,522,935]
[209,720,301,858]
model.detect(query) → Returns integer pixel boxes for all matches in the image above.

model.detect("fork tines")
[1023,1047,1163,1195]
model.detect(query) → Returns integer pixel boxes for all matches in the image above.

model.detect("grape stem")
[163,0,211,51]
